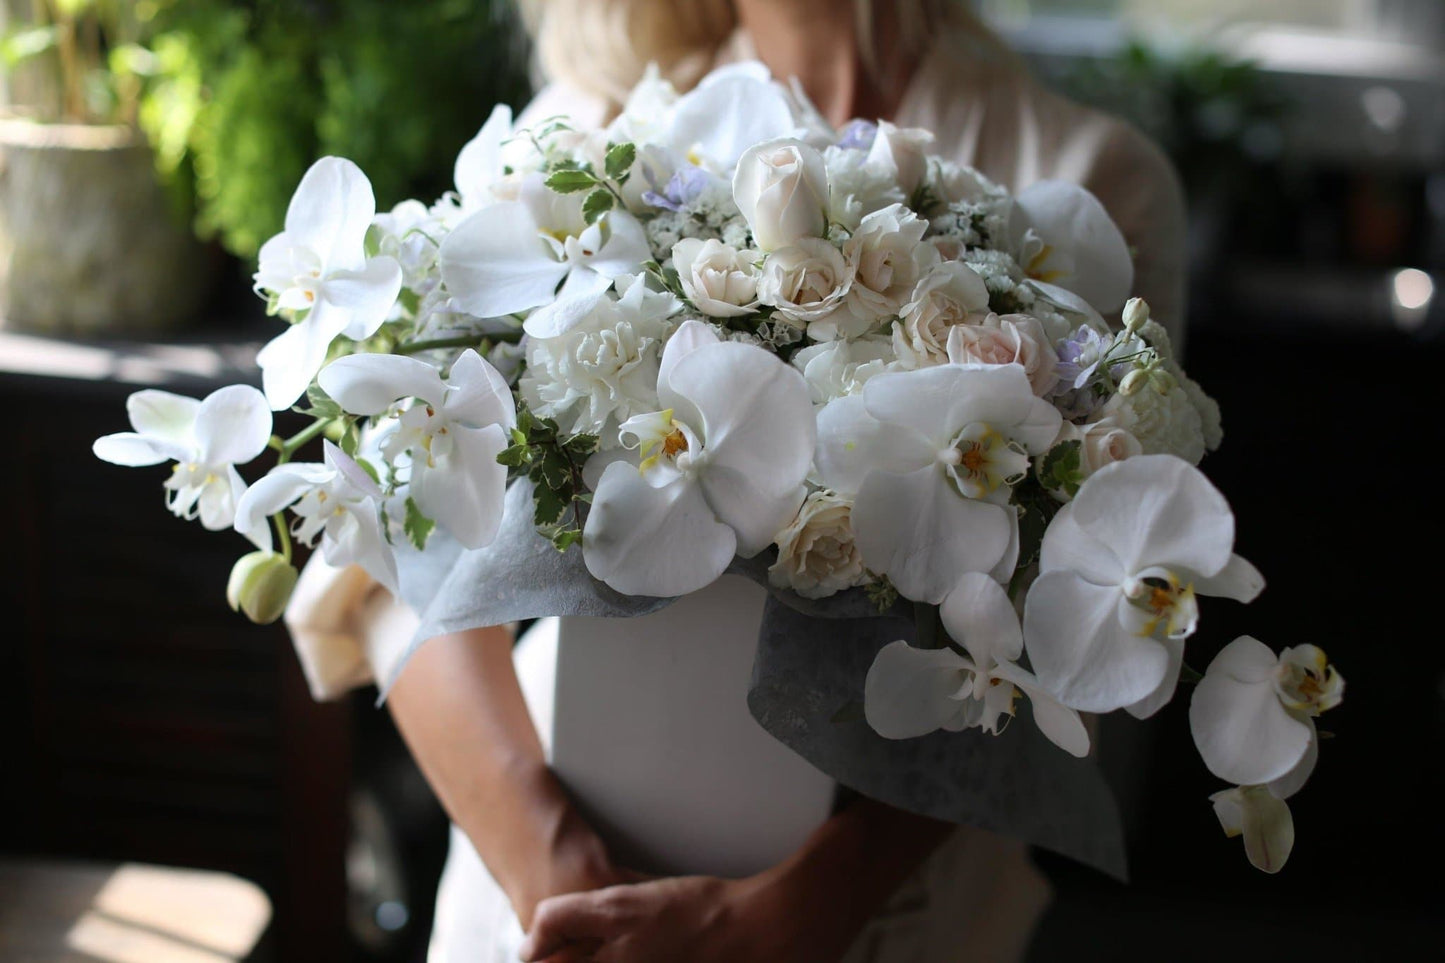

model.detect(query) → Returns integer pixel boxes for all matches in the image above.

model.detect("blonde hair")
[514,0,1006,108]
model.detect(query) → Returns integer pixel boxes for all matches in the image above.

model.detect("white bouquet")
[95,62,1342,875]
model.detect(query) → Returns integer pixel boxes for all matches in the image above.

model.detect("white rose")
[1097,376,1207,465]
[758,237,854,329]
[791,336,894,405]
[864,121,934,196]
[843,203,938,325]
[944,313,1060,397]
[768,490,868,599]
[823,145,907,232]
[733,138,829,252]
[890,260,990,368]
[671,238,762,317]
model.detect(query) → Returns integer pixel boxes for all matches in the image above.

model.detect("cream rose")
[758,238,854,329]
[890,260,990,368]
[843,204,938,325]
[864,121,934,196]
[733,138,829,252]
[672,238,762,317]
[945,313,1060,397]
[768,490,868,599]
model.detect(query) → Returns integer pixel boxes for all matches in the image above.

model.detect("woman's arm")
[384,625,629,929]
[520,793,956,963]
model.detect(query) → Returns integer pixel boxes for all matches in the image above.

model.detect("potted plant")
[0,0,215,335]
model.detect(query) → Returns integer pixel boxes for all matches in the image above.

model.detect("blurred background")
[0,0,1438,959]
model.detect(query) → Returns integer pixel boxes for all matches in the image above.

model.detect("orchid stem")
[278,418,336,464]
[395,330,523,355]
[271,512,293,564]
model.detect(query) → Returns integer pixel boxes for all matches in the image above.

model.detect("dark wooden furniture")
[0,315,353,961]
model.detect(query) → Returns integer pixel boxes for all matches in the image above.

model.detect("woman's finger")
[534,940,602,963]
[520,889,635,961]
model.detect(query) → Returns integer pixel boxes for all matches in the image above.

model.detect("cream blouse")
[284,25,1190,700]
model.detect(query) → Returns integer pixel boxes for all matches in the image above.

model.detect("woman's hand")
[519,867,846,963]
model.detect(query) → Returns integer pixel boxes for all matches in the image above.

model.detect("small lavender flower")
[642,165,714,213]
[837,120,878,151]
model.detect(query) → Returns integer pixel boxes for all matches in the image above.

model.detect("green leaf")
[581,187,614,225]
[563,433,600,457]
[339,420,360,457]
[1038,440,1083,498]
[604,142,636,181]
[403,497,435,550]
[865,576,898,615]
[550,528,583,552]
[533,484,568,527]
[354,457,382,487]
[545,169,599,194]
[496,443,531,469]
[302,383,344,420]
[538,448,571,491]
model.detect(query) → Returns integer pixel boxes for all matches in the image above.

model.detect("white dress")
[283,24,1187,963]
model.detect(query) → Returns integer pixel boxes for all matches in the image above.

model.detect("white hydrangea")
[1096,374,1209,465]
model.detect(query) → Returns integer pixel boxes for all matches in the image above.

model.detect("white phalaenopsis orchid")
[1190,636,1342,791]
[93,385,272,536]
[663,62,803,173]
[253,157,404,410]
[440,174,650,321]
[318,349,516,549]
[864,573,1089,757]
[1008,180,1133,315]
[1209,784,1296,874]
[1023,455,1265,715]
[233,440,399,595]
[582,320,814,596]
[814,363,1062,603]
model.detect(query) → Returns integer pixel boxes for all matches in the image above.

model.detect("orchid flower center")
[289,485,355,548]
[164,461,226,520]
[1122,572,1198,640]
[621,408,705,480]
[1274,645,1344,715]
[1025,242,1065,284]
[941,423,1028,499]
[383,402,453,469]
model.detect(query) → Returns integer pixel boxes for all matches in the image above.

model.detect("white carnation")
[768,490,868,599]
[823,145,907,232]
[518,280,678,443]
[791,336,894,405]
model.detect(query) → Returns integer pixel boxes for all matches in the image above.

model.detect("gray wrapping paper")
[388,479,1127,879]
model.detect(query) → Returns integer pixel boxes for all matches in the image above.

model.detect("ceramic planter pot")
[0,119,216,336]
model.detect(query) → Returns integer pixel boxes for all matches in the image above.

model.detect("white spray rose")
[671,238,762,317]
[758,238,855,330]
[864,121,933,196]
[733,138,829,252]
[890,260,991,368]
[768,490,868,599]
[944,313,1060,397]
[843,204,938,326]
[1048,420,1144,495]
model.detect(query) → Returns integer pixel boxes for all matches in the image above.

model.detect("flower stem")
[278,418,336,464]
[271,512,293,564]
[395,329,524,355]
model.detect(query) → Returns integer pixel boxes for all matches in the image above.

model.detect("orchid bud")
[227,550,299,625]
[1118,368,1149,396]
[1122,297,1150,333]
